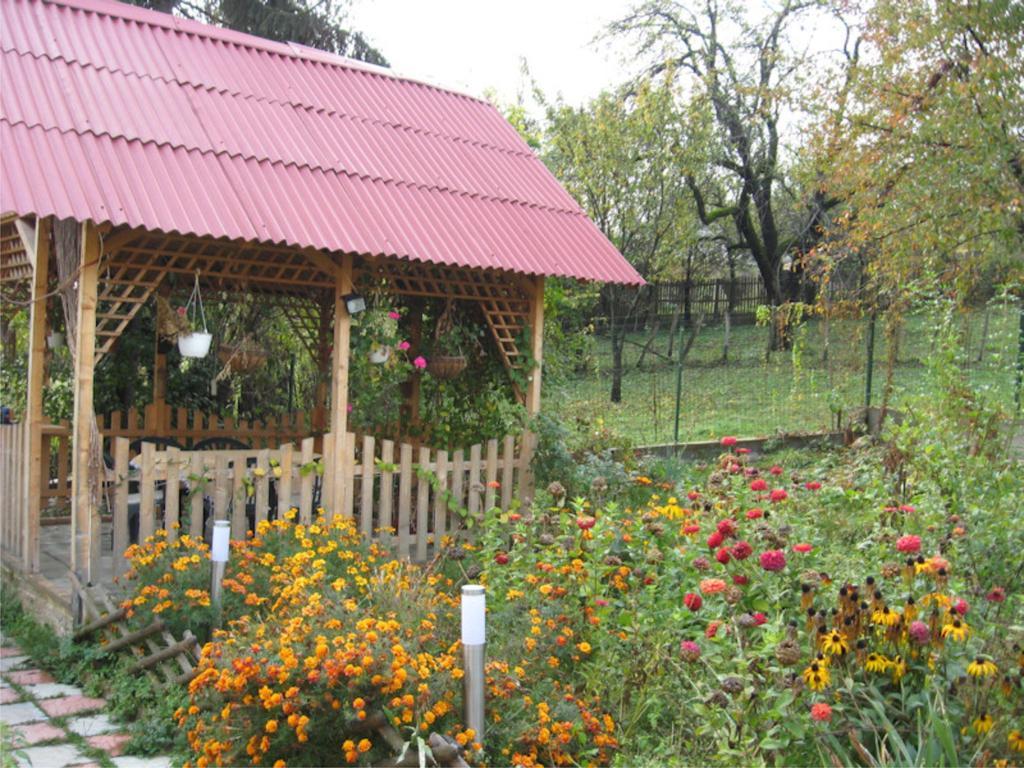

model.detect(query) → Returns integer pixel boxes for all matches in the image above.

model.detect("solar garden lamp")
[461,584,486,749]
[210,520,230,630]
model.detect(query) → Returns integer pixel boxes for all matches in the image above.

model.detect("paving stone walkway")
[0,638,172,768]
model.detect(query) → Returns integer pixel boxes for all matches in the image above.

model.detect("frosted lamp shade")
[461,585,486,645]
[211,520,231,563]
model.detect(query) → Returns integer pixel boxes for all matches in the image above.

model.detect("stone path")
[0,639,171,768]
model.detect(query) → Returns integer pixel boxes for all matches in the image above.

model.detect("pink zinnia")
[595,598,609,607]
[899,504,916,513]
[953,598,969,616]
[986,586,1006,603]
[346,403,353,413]
[746,508,763,520]
[387,310,401,320]
[679,640,702,662]
[896,535,921,553]
[793,543,813,553]
[805,481,821,491]
[760,549,786,572]
[413,356,427,369]
[769,488,788,503]
[908,620,930,644]
[731,541,753,560]
[810,702,832,723]
[397,340,411,351]
[720,436,738,447]
[750,478,768,492]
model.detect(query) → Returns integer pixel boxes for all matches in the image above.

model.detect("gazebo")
[0,0,641,620]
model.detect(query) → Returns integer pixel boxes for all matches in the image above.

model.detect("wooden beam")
[328,254,353,514]
[14,217,36,270]
[301,248,340,279]
[519,276,544,505]
[71,221,100,584]
[23,217,49,573]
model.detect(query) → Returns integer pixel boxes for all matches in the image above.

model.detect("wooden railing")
[98,432,522,583]
[98,405,311,450]
[0,422,29,567]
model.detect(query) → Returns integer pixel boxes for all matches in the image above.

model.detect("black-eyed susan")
[966,657,997,678]
[802,662,830,691]
[1009,730,1024,753]
[872,606,900,627]
[890,655,907,683]
[941,618,969,642]
[972,713,994,735]
[820,630,849,657]
[865,652,890,673]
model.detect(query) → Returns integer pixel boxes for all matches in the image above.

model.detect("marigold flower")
[760,549,786,572]
[358,738,372,753]
[810,702,832,722]
[967,657,997,677]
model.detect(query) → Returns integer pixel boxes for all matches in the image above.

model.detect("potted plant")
[157,273,212,358]
[426,300,476,380]
[354,305,402,364]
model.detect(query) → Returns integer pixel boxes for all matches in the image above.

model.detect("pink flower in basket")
[413,356,427,369]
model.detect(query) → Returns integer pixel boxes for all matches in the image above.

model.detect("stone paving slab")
[65,713,117,737]
[14,720,66,745]
[87,733,131,756]
[0,645,25,657]
[111,756,173,768]
[16,742,87,767]
[0,655,31,671]
[23,682,84,700]
[5,668,56,685]
[39,695,106,718]
[0,700,46,724]
[0,687,21,704]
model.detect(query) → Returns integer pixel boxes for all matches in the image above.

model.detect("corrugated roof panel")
[0,0,643,285]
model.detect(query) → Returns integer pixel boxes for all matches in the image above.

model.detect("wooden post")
[71,221,100,584]
[519,276,544,505]
[328,255,353,515]
[23,217,50,572]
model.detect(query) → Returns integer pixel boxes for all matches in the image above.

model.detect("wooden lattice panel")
[356,258,531,369]
[0,214,32,309]
[273,291,332,362]
[94,245,167,364]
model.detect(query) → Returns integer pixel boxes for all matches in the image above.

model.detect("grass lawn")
[547,305,1021,445]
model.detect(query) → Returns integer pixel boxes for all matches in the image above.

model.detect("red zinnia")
[896,535,921,553]
[736,448,751,455]
[707,531,724,549]
[717,518,737,537]
[810,702,832,722]
[953,598,969,615]
[684,592,702,612]
[752,612,767,626]
[804,481,821,491]
[705,620,721,638]
[986,586,1006,603]
[720,436,738,447]
[683,524,701,535]
[760,549,786,572]
[715,547,731,565]
[769,488,788,502]
[687,490,701,501]
[899,504,916,513]
[732,574,749,586]
[731,540,753,560]
[769,465,784,476]
[746,508,764,520]
[793,543,813,553]
[750,478,768,492]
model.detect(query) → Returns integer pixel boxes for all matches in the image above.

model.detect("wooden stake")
[23,216,50,573]
[71,221,100,584]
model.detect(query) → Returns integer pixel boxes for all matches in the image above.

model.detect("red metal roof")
[0,0,643,284]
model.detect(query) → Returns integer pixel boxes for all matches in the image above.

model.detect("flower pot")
[369,346,392,364]
[47,331,64,349]
[426,355,467,380]
[178,331,212,358]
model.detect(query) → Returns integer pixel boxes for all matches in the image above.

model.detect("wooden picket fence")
[0,422,28,566]
[106,431,523,581]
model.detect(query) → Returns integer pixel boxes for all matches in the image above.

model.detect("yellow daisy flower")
[941,619,969,642]
[972,713,994,735]
[802,662,830,692]
[865,652,890,673]
[966,657,997,678]
[872,606,900,627]
[821,630,849,657]
[1009,730,1024,753]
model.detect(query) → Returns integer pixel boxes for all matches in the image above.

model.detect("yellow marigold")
[264,720,278,733]
[358,739,372,753]
[577,642,592,654]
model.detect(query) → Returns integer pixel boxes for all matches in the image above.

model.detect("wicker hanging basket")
[217,337,267,373]
[427,298,467,379]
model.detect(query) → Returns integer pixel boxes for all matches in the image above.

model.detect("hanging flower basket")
[179,332,213,358]
[369,345,392,364]
[218,338,267,373]
[426,354,467,380]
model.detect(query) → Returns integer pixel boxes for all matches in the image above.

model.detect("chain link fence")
[550,300,1023,447]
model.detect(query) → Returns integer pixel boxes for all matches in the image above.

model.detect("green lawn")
[547,306,1021,445]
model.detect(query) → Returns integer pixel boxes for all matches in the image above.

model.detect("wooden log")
[328,256,353,514]
[23,217,50,572]
[321,430,335,517]
[230,454,246,539]
[101,619,165,654]
[341,432,355,519]
[73,607,128,640]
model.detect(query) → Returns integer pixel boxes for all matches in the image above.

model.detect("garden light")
[342,292,366,315]
[210,520,230,629]
[461,584,486,747]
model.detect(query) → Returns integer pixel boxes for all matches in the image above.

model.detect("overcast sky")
[348,0,635,107]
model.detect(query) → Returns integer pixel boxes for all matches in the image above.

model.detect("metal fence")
[550,300,1023,447]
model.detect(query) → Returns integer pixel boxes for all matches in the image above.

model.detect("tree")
[821,0,1024,298]
[609,0,846,326]
[543,78,697,402]
[127,0,387,65]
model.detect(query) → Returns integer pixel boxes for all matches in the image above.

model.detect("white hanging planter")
[47,331,65,349]
[178,331,213,358]
[369,345,391,364]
